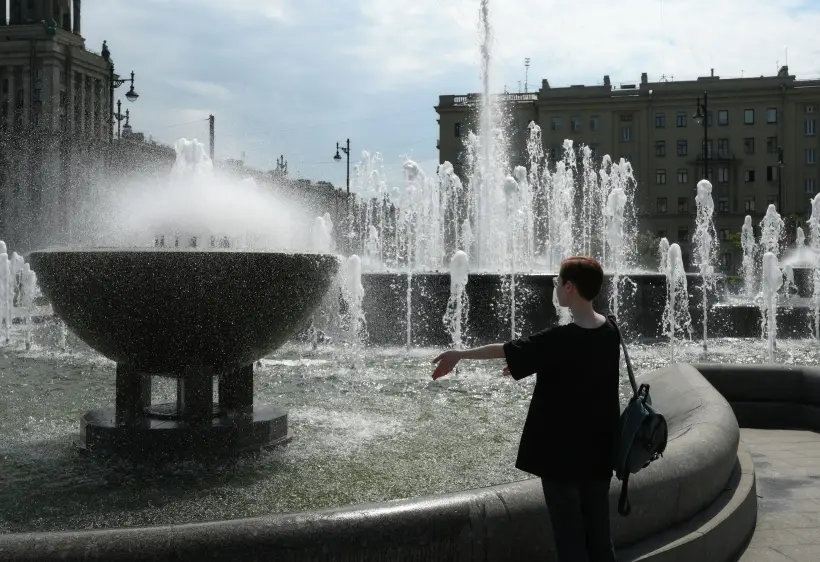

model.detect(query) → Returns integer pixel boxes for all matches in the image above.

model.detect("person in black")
[432,256,620,562]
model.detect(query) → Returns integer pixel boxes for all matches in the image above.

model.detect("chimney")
[72,0,81,35]
[778,65,789,77]
[711,68,714,77]
[603,75,611,87]
[641,72,648,84]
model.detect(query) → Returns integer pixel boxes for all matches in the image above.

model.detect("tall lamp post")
[693,92,709,181]
[777,146,785,212]
[333,138,351,194]
[101,41,139,145]
[113,100,128,140]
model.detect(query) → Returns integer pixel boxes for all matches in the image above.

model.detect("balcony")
[438,92,538,107]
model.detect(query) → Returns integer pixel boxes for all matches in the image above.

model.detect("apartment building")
[436,67,820,271]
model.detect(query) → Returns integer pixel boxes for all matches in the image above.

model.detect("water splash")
[761,252,783,363]
[658,237,669,274]
[605,185,627,319]
[759,204,785,258]
[741,216,757,298]
[664,243,691,363]
[444,251,470,349]
[20,263,36,351]
[693,180,717,351]
[808,193,820,339]
[344,255,366,356]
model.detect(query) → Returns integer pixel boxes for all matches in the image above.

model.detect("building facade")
[0,0,116,252]
[436,68,820,272]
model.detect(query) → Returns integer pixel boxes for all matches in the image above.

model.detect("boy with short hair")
[432,256,620,561]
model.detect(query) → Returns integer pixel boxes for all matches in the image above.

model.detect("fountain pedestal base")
[78,363,291,459]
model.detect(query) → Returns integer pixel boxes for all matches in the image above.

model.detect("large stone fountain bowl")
[27,248,339,374]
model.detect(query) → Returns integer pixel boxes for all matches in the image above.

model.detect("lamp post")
[693,92,709,181]
[101,41,139,145]
[333,138,351,194]
[113,99,127,140]
[777,146,785,212]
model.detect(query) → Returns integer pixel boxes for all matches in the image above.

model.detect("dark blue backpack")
[608,316,668,516]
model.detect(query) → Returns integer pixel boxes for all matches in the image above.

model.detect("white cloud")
[167,79,232,101]
[195,0,293,22]
[350,0,820,90]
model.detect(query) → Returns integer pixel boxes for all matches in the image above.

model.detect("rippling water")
[0,322,818,533]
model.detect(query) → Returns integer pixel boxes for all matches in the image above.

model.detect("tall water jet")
[741,216,757,297]
[444,251,470,349]
[761,252,783,363]
[797,227,807,251]
[345,255,366,354]
[760,204,785,258]
[658,237,669,273]
[503,175,519,338]
[693,180,717,351]
[20,263,36,351]
[808,193,820,339]
[605,185,627,319]
[664,243,691,363]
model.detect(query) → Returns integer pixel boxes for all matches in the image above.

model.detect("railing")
[446,92,538,106]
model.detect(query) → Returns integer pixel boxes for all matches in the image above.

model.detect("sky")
[79,0,820,191]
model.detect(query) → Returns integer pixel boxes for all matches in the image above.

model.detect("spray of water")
[664,243,692,363]
[761,252,783,363]
[444,251,470,348]
[808,193,820,339]
[693,180,717,351]
[741,215,757,298]
[658,238,669,273]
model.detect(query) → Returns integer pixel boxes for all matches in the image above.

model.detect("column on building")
[72,0,81,35]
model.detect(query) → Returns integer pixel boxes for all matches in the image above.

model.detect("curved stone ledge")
[0,364,742,562]
[693,363,820,431]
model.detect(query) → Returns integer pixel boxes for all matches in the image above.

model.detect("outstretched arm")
[431,344,506,380]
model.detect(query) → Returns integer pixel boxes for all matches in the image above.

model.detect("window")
[806,119,817,136]
[718,138,729,157]
[703,167,714,181]
[745,199,755,212]
[676,111,687,127]
[718,167,729,183]
[718,229,729,241]
[677,169,689,184]
[678,227,689,242]
[806,178,818,194]
[718,110,729,126]
[656,169,667,184]
[657,198,668,213]
[808,105,816,114]
[33,88,42,101]
[766,108,777,124]
[454,122,462,137]
[677,197,689,213]
[807,148,817,164]
[589,116,600,131]
[571,117,581,132]
[677,140,688,156]
[718,198,729,213]
[59,71,66,84]
[721,253,732,270]
[655,113,666,128]
[59,90,67,107]
[744,137,755,154]
[657,229,667,238]
[621,126,632,141]
[655,141,666,157]
[744,169,756,183]
[766,166,780,181]
[766,137,778,153]
[589,144,600,157]
[703,139,713,158]
[620,114,634,122]
[550,117,562,131]
[744,109,755,124]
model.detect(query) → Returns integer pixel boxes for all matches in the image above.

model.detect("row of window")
[654,167,817,191]
[655,195,799,217]
[653,107,782,128]
[621,119,817,141]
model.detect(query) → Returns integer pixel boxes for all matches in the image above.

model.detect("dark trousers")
[541,478,617,562]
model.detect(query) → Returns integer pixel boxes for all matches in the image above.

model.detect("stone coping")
[693,363,820,431]
[0,363,742,561]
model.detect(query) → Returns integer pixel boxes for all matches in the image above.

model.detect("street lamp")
[101,41,139,145]
[777,146,785,212]
[333,138,351,194]
[112,99,129,140]
[693,92,709,181]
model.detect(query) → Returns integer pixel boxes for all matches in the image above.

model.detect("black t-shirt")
[503,319,621,481]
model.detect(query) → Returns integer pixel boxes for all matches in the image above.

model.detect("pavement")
[738,428,820,561]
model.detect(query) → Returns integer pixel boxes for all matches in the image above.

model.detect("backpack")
[608,315,668,516]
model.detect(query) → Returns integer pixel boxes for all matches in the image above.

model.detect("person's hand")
[431,350,463,380]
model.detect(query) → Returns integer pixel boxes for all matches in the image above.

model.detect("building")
[436,68,820,271]
[0,0,119,252]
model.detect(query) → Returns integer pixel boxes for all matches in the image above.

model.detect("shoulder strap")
[607,315,638,396]
[618,474,632,516]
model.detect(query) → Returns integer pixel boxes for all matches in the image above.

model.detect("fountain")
[444,250,470,348]
[741,215,757,298]
[693,180,717,351]
[25,139,340,459]
[664,243,691,363]
[761,252,783,363]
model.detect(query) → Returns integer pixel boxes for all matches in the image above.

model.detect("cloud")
[79,0,820,193]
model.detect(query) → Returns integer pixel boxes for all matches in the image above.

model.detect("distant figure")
[432,256,620,561]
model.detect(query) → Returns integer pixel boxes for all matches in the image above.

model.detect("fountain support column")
[114,364,151,426]
[219,364,254,412]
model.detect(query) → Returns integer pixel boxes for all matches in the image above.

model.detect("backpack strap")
[618,474,632,516]
[607,315,638,396]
